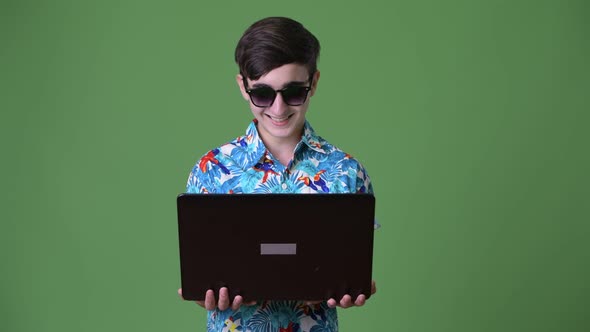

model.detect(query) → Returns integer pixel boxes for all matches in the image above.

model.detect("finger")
[179,288,207,308]
[354,294,366,306]
[327,298,337,308]
[339,294,353,308]
[231,295,243,311]
[205,289,216,310]
[371,280,377,295]
[218,287,230,311]
[244,300,257,306]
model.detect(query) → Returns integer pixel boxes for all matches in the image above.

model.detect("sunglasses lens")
[248,85,310,107]
[250,88,276,107]
[282,86,309,106]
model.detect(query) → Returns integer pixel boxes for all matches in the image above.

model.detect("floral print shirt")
[186,119,373,332]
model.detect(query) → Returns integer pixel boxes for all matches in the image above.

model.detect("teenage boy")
[179,16,377,332]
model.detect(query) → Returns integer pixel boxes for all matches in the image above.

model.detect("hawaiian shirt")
[186,119,374,332]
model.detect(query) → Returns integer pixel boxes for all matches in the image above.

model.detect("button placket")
[280,168,290,191]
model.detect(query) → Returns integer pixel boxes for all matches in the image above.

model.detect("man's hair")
[235,17,320,81]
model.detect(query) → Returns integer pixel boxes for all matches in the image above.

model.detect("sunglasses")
[243,75,314,107]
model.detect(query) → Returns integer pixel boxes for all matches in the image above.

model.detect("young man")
[179,17,377,331]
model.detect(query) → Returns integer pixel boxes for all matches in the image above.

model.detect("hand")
[326,280,377,309]
[177,287,256,311]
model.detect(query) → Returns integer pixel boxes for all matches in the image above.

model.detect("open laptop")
[176,193,375,302]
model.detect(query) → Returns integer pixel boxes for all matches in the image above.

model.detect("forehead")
[248,63,310,88]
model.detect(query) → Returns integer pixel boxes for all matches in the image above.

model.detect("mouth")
[266,114,293,126]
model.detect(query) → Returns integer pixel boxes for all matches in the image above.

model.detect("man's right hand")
[178,288,256,311]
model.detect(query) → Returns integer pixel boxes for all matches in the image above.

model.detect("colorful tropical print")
[187,120,372,195]
[186,120,373,332]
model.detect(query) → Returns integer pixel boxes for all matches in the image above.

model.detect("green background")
[2,0,589,331]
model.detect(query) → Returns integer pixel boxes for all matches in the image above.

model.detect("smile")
[266,114,293,122]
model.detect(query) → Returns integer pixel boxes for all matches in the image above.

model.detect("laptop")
[176,193,375,302]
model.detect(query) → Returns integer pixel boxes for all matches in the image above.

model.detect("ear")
[309,70,320,97]
[236,74,250,101]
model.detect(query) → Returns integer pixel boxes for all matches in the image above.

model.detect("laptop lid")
[176,193,375,302]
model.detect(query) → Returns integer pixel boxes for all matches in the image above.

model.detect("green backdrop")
[1,0,589,331]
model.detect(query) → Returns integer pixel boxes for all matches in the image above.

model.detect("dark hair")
[235,17,320,81]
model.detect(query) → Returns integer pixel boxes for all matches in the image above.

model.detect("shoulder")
[314,135,365,168]
[186,137,242,192]
[304,125,362,166]
[193,137,243,171]
[319,138,374,194]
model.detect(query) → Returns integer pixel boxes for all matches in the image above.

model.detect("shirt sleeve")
[355,162,381,229]
[355,162,374,194]
[185,162,215,194]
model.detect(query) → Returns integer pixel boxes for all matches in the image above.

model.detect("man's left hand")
[326,280,377,309]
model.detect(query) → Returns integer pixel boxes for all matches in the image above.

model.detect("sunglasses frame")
[243,74,314,107]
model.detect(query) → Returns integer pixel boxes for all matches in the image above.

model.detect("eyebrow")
[251,80,308,89]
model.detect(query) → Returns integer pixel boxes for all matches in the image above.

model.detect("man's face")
[237,63,320,145]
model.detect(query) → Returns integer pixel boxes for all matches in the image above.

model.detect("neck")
[258,130,303,167]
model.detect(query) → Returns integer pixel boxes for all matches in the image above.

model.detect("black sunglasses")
[243,75,314,107]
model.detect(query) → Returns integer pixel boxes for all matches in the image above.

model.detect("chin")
[267,127,296,139]
[261,123,300,140]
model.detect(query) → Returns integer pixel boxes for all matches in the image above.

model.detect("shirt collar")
[301,121,328,154]
[242,119,328,168]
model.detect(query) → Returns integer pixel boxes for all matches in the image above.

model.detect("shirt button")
[282,183,288,190]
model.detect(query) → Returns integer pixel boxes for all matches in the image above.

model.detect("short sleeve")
[185,163,215,194]
[355,163,380,229]
[355,163,374,194]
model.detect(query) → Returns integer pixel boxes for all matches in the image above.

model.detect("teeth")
[269,115,289,121]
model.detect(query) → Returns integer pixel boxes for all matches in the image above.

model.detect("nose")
[267,92,289,114]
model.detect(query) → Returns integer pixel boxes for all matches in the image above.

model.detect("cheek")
[250,105,265,117]
[295,104,309,115]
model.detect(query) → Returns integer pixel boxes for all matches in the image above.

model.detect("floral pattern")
[186,119,373,331]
